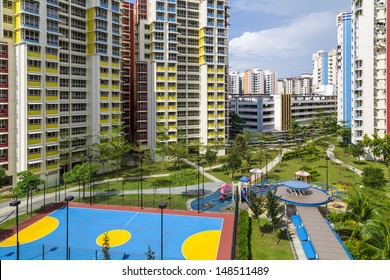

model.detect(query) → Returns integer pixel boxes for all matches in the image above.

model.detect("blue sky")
[229,0,350,77]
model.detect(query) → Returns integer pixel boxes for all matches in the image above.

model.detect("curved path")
[326,144,363,177]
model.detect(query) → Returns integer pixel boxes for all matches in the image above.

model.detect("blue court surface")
[0,207,224,260]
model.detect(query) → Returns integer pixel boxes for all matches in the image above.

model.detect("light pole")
[277,139,284,161]
[65,195,74,260]
[201,161,206,212]
[44,172,49,209]
[88,155,92,205]
[159,202,167,260]
[139,156,143,209]
[9,200,21,260]
[196,158,201,213]
[265,154,269,180]
[325,155,330,190]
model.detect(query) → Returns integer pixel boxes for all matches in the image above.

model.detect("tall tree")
[248,189,264,220]
[265,189,284,233]
[171,169,197,200]
[229,112,245,140]
[13,171,45,215]
[0,168,8,190]
[204,149,217,170]
[225,153,242,181]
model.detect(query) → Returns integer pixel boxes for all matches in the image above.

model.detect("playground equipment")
[219,183,232,201]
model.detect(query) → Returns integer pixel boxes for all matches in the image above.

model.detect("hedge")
[237,210,252,260]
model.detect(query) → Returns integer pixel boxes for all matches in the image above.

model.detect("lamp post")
[277,139,284,161]
[44,172,49,209]
[9,200,21,260]
[159,202,167,260]
[65,195,74,260]
[88,155,92,206]
[325,155,329,190]
[265,154,269,180]
[201,161,206,212]
[139,156,143,209]
[196,158,201,213]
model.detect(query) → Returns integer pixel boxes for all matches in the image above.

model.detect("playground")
[0,204,233,260]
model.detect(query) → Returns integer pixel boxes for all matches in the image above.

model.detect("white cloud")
[229,12,336,76]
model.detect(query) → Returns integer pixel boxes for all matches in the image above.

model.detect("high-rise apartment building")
[228,71,241,95]
[312,49,336,94]
[264,70,277,94]
[279,74,313,95]
[134,0,229,155]
[336,11,352,127]
[121,1,135,141]
[351,0,387,143]
[0,0,123,186]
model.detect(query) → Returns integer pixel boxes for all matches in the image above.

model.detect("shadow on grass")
[260,223,273,237]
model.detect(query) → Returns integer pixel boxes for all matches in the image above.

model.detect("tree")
[229,112,245,140]
[99,129,132,183]
[361,219,390,260]
[362,166,387,190]
[225,153,242,181]
[171,169,197,200]
[145,245,155,260]
[204,149,217,170]
[347,142,365,163]
[248,189,264,220]
[102,232,111,260]
[0,168,8,190]
[13,171,45,215]
[380,134,390,189]
[265,189,284,233]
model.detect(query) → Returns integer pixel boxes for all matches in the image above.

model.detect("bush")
[282,151,296,161]
[237,210,252,260]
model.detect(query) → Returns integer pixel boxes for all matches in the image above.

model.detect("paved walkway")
[326,144,363,177]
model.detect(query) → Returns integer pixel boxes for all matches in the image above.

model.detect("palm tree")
[343,189,376,238]
[361,219,390,260]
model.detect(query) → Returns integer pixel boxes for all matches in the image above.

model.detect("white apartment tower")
[351,0,388,142]
[312,49,336,94]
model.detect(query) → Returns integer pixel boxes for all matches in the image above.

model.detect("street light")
[196,158,201,213]
[265,154,270,180]
[201,161,206,212]
[325,155,330,190]
[277,139,284,160]
[65,195,74,260]
[139,156,143,209]
[44,172,49,210]
[9,200,21,260]
[88,155,93,206]
[159,202,167,260]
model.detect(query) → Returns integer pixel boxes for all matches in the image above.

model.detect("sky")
[229,0,350,77]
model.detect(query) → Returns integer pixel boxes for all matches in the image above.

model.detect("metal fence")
[1,242,182,260]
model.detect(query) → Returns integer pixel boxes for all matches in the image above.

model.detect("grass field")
[250,218,294,260]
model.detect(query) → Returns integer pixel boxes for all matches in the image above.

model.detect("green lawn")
[268,155,361,187]
[250,218,294,260]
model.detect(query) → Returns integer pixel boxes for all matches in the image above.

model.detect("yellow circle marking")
[96,230,131,247]
[0,216,59,247]
[182,230,221,260]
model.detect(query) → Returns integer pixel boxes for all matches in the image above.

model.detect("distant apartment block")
[312,49,336,94]
[336,11,352,128]
[279,74,313,95]
[229,68,277,95]
[229,93,337,133]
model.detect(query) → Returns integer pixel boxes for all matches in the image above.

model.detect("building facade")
[351,0,388,143]
[336,11,352,128]
[0,0,123,186]
[312,49,336,94]
[134,0,229,155]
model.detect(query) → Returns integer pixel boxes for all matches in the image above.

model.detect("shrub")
[237,210,252,260]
